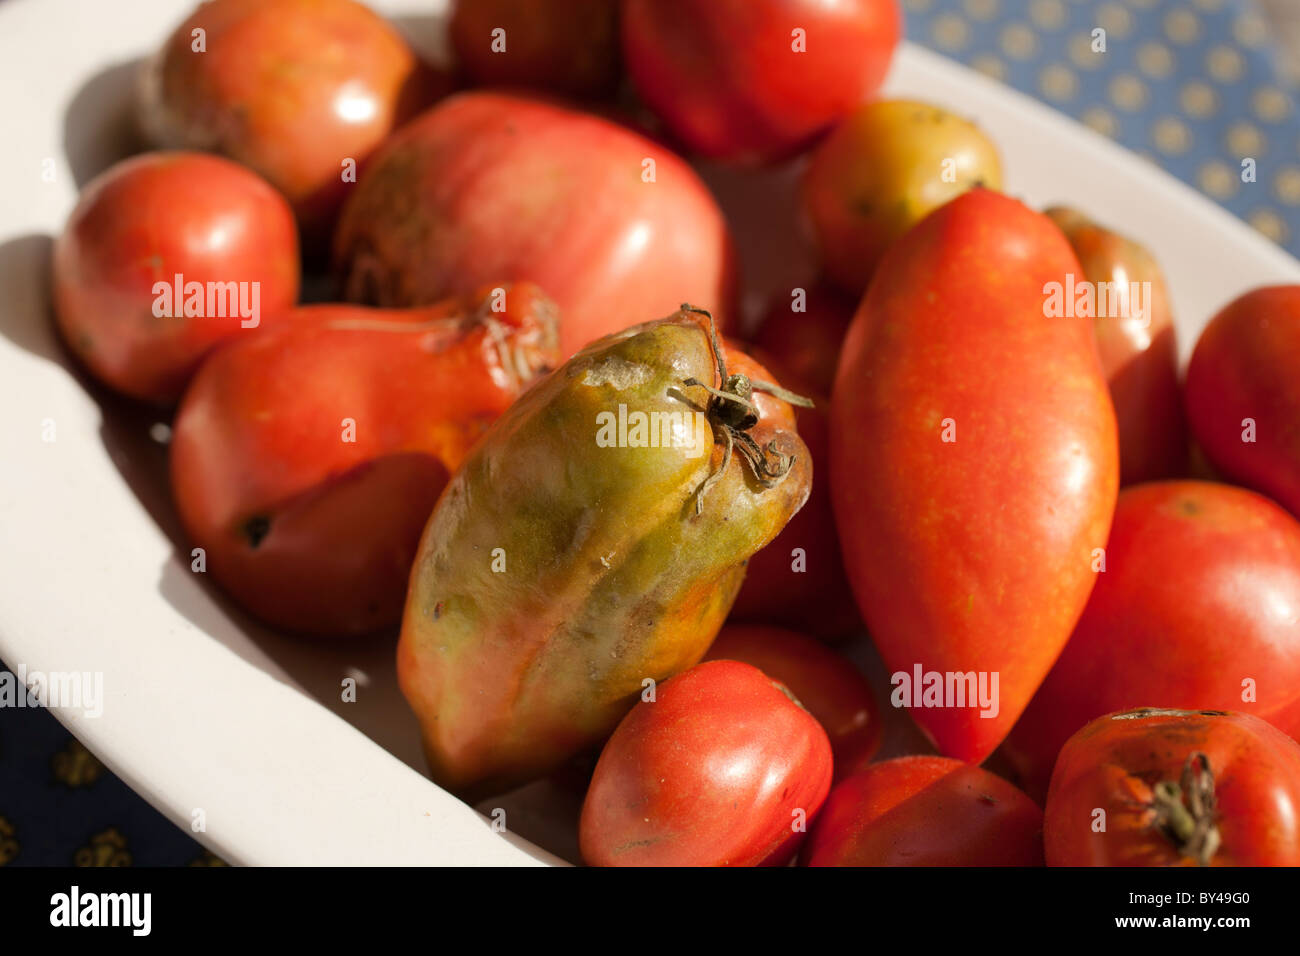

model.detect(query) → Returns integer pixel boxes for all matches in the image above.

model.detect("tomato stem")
[1150,752,1221,866]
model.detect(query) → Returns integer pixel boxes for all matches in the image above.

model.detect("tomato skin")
[1046,207,1186,485]
[334,91,737,357]
[138,0,446,250]
[705,626,880,779]
[171,284,559,638]
[830,189,1118,763]
[752,282,855,396]
[52,151,299,405]
[802,756,1043,866]
[1045,709,1300,866]
[803,100,1002,294]
[621,0,900,164]
[450,0,621,98]
[580,660,833,866]
[1002,481,1300,803]
[1185,286,1300,519]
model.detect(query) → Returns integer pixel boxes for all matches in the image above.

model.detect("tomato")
[621,0,900,164]
[449,0,621,98]
[1185,285,1300,519]
[803,100,1002,294]
[752,282,856,396]
[52,151,299,405]
[729,349,860,639]
[1045,207,1186,484]
[1001,481,1300,802]
[1045,708,1300,866]
[138,0,446,251]
[802,756,1043,866]
[171,284,559,638]
[830,189,1118,763]
[705,625,880,779]
[580,660,832,866]
[398,308,810,795]
[334,91,736,357]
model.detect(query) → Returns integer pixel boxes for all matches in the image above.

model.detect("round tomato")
[138,0,447,250]
[622,0,900,164]
[1185,285,1300,519]
[579,660,832,866]
[1045,708,1300,866]
[52,151,299,404]
[804,100,1002,294]
[333,91,737,356]
[1046,207,1185,484]
[802,756,1044,866]
[449,0,621,98]
[705,626,880,778]
[1002,481,1300,803]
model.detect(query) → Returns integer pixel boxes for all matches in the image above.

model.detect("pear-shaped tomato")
[831,189,1118,763]
[171,284,558,638]
[398,307,810,796]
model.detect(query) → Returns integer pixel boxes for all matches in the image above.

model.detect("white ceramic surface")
[2,0,1298,866]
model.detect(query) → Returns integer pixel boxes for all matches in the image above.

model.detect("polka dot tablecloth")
[2,0,1298,868]
[905,0,1300,250]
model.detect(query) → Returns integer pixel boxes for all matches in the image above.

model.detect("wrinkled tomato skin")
[138,0,447,251]
[171,284,558,638]
[580,660,833,867]
[622,0,899,164]
[831,189,1118,763]
[1045,709,1300,866]
[1002,481,1300,803]
[52,151,299,405]
[1046,207,1186,485]
[804,100,1002,294]
[334,91,737,357]
[802,756,1044,866]
[1185,285,1300,519]
[449,0,621,98]
[706,626,880,780]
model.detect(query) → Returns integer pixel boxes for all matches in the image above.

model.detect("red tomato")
[802,756,1044,866]
[1045,708,1300,866]
[752,282,856,396]
[705,625,880,779]
[621,0,900,164]
[1185,285,1300,519]
[1046,207,1186,484]
[579,660,833,866]
[52,151,299,404]
[1002,481,1300,803]
[138,0,447,250]
[830,189,1118,763]
[170,284,559,638]
[450,0,621,98]
[333,91,737,356]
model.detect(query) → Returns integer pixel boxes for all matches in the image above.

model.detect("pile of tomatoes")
[51,0,1300,867]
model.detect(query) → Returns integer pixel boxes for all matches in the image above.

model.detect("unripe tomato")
[580,660,833,866]
[804,100,1002,294]
[52,151,299,404]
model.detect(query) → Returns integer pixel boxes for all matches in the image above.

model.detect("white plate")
[2,0,1299,867]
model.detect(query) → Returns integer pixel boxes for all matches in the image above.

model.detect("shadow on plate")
[63,58,147,189]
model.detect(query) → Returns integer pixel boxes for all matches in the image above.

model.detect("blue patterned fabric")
[903,0,1300,254]
[2,0,1297,867]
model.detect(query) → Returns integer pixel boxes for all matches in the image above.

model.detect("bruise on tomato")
[397,307,812,797]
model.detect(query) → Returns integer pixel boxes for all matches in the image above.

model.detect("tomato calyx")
[678,304,813,515]
[1149,752,1221,866]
